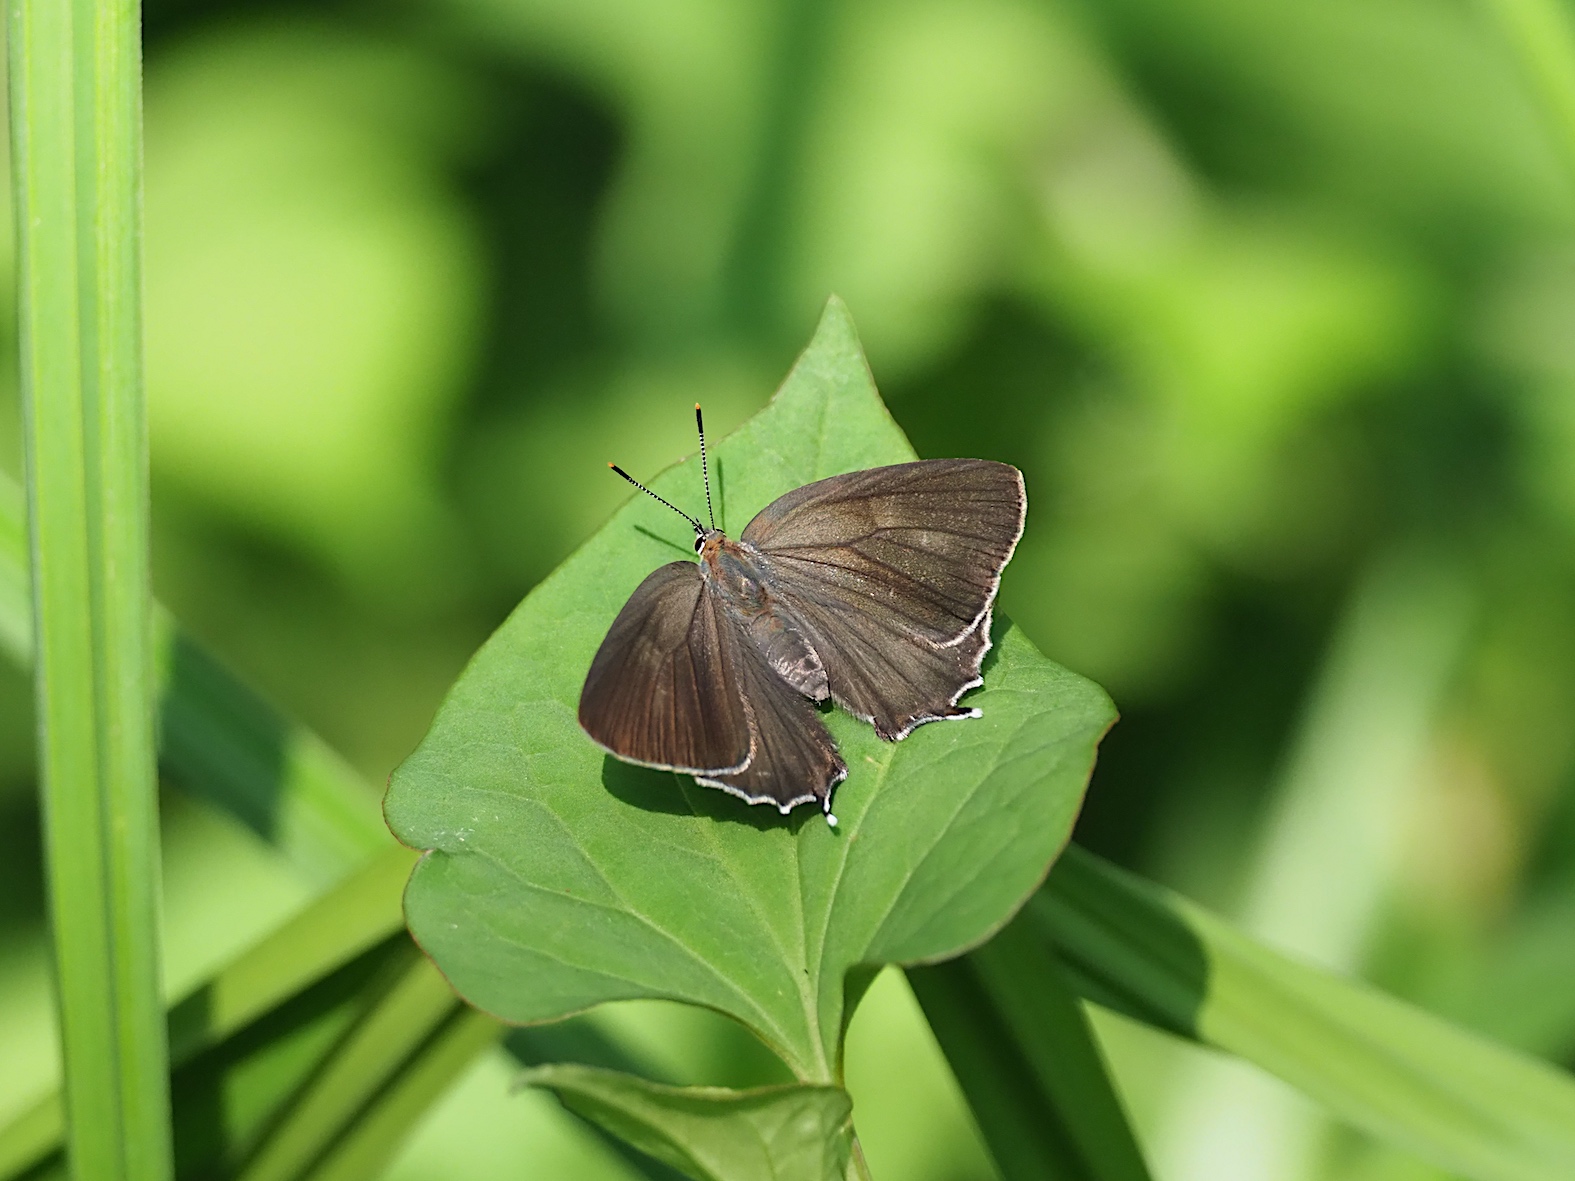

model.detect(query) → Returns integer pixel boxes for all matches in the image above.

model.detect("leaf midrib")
[678,779,819,1074]
[795,738,898,1080]
[792,377,901,1082]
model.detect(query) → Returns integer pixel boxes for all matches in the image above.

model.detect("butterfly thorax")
[700,535,830,702]
[699,535,769,610]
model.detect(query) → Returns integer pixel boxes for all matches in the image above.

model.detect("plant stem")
[8,0,172,1177]
[848,1134,874,1181]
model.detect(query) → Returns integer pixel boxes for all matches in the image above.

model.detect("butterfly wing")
[698,638,846,814]
[579,561,753,775]
[742,459,1025,740]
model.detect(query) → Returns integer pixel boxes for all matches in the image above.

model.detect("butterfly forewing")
[742,459,1024,740]
[742,460,1024,646]
[578,562,753,774]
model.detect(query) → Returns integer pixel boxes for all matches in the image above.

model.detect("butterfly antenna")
[695,403,716,530]
[609,464,705,535]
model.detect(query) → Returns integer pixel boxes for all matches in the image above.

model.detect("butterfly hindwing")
[698,635,846,813]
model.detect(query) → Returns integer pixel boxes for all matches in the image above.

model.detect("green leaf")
[1040,845,1575,1181]
[385,297,1116,1081]
[909,918,1151,1181]
[520,1065,854,1181]
[10,0,172,1175]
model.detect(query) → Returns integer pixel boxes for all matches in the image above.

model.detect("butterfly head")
[694,527,727,559]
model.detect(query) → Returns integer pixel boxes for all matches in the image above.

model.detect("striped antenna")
[695,404,716,530]
[608,463,705,535]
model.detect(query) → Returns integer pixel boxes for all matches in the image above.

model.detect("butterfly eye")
[693,535,705,554]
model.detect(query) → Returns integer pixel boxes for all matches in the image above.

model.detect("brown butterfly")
[579,407,1025,824]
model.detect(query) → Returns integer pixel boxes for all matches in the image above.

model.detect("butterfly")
[578,407,1025,825]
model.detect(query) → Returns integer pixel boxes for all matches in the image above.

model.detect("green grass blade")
[163,845,418,1060]
[234,944,476,1181]
[0,478,28,664]
[171,937,417,1179]
[151,624,390,888]
[0,469,390,884]
[0,1097,60,1181]
[0,846,416,1180]
[14,937,425,1181]
[302,1005,502,1181]
[1039,845,1575,1181]
[909,919,1151,1181]
[9,0,172,1176]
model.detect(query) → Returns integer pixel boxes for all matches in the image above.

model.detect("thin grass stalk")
[301,1005,503,1181]
[8,0,171,1178]
[235,947,472,1181]
[1040,845,1575,1181]
[910,922,1152,1181]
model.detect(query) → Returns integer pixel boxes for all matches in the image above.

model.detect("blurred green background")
[4,0,1575,1178]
